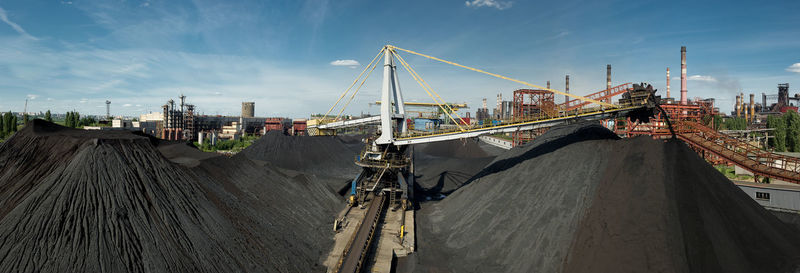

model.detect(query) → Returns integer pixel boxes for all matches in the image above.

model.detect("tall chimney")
[565,75,570,104]
[666,67,671,99]
[680,46,687,104]
[606,64,611,103]
[547,80,550,89]
[750,93,755,121]
[736,93,743,117]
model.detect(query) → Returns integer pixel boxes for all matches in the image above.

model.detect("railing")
[560,83,633,111]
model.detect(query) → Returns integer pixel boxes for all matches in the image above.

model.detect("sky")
[0,0,798,117]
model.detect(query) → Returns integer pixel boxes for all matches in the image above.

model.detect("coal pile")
[241,131,361,192]
[0,120,340,273]
[402,123,800,273]
[413,139,499,196]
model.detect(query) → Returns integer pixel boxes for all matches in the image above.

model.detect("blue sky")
[0,0,798,117]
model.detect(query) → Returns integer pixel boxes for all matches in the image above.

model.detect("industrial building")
[161,95,195,140]
[242,102,255,118]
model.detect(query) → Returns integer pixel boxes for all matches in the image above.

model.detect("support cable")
[334,50,385,122]
[393,50,466,131]
[322,48,385,123]
[389,45,615,108]
[394,51,469,129]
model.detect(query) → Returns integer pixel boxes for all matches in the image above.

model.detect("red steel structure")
[264,118,284,133]
[512,89,557,120]
[614,99,800,184]
[677,121,800,184]
[512,89,556,146]
[614,100,715,138]
[560,83,633,112]
[292,120,307,136]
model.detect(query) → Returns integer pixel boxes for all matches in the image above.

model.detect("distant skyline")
[0,0,799,117]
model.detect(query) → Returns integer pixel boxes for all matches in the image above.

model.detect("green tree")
[23,113,29,126]
[785,111,800,152]
[79,116,96,127]
[11,114,17,132]
[767,115,787,152]
[0,112,4,138]
[45,110,52,122]
[65,111,81,128]
[4,112,14,133]
[724,117,747,130]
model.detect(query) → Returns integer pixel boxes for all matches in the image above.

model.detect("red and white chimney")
[666,67,670,99]
[680,46,687,104]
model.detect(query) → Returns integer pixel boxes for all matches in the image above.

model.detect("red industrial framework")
[614,100,716,138]
[676,120,800,183]
[561,83,633,112]
[512,89,556,146]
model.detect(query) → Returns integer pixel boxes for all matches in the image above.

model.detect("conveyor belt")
[676,121,800,184]
[336,194,387,273]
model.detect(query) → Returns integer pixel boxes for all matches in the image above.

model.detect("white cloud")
[123,103,133,107]
[46,98,54,101]
[787,63,800,74]
[465,0,513,10]
[330,59,360,67]
[135,104,141,107]
[0,6,38,40]
[26,94,38,100]
[80,98,89,104]
[687,75,717,82]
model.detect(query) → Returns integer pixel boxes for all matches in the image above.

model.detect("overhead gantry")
[310,45,652,145]
[323,44,659,273]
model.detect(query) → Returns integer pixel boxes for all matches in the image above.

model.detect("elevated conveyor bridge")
[676,121,800,184]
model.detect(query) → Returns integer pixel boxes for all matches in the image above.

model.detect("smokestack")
[750,93,755,121]
[565,75,570,104]
[738,93,744,117]
[666,67,671,99]
[680,46,687,104]
[606,64,611,103]
[735,95,741,117]
[547,80,550,89]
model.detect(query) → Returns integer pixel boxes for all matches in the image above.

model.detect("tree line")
[767,111,800,152]
[0,112,18,138]
[64,111,97,128]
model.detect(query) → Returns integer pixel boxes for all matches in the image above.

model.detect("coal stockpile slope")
[413,139,497,196]
[417,138,490,158]
[0,120,339,273]
[405,123,800,273]
[241,131,361,190]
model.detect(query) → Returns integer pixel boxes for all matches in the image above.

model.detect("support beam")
[376,46,396,144]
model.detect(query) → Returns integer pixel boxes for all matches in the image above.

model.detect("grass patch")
[715,165,754,181]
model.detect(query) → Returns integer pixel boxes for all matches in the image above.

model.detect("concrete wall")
[736,182,800,212]
[478,135,512,150]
